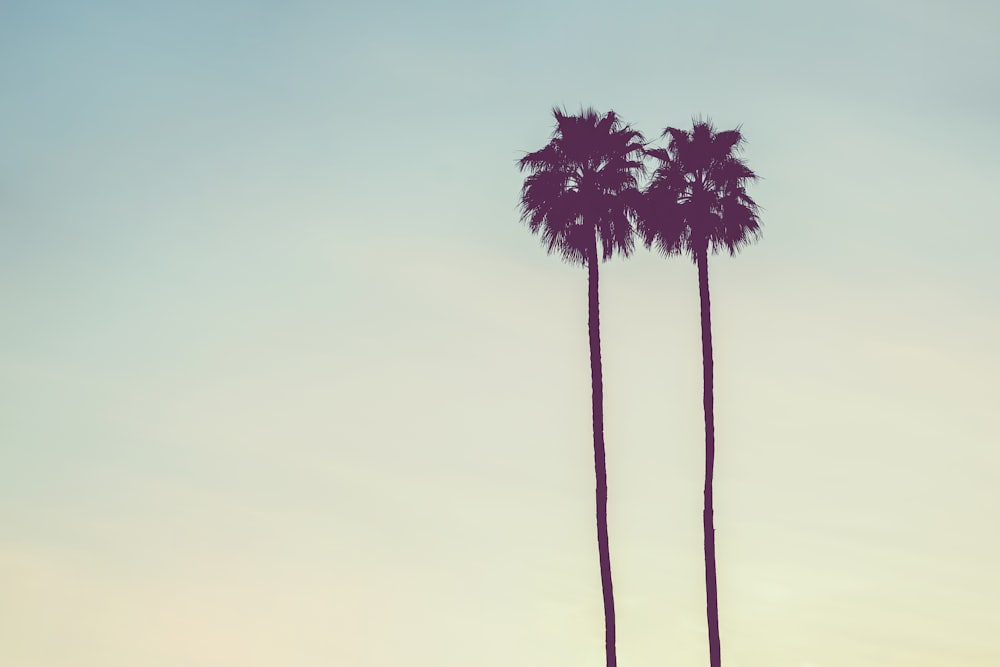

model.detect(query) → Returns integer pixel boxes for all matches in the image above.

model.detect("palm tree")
[636,118,761,667]
[517,107,644,667]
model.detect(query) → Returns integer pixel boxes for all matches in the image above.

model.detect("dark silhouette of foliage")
[636,117,761,667]
[517,107,644,667]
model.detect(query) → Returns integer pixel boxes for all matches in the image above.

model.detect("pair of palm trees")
[517,107,761,667]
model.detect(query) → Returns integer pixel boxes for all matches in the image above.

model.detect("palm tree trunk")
[587,239,617,667]
[697,244,722,667]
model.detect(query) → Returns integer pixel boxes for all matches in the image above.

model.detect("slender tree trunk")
[587,240,616,667]
[698,244,722,667]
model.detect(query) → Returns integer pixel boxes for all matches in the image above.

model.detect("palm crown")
[638,118,761,260]
[518,107,645,265]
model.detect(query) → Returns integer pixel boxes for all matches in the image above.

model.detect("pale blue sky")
[2,1,999,666]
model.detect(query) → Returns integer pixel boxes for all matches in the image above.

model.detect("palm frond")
[517,107,645,266]
[637,117,762,260]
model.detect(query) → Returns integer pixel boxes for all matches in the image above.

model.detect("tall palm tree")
[636,118,761,667]
[517,107,644,667]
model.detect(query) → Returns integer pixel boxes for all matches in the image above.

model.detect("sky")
[1,1,999,665]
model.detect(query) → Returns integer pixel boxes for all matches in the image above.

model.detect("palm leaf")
[517,107,645,266]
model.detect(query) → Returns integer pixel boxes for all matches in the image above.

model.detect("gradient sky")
[2,1,999,666]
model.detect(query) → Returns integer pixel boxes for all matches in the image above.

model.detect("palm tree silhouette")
[636,118,761,667]
[517,107,644,667]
